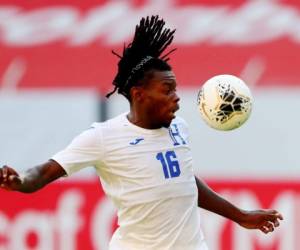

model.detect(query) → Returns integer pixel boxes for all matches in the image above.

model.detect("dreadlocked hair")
[107,15,176,100]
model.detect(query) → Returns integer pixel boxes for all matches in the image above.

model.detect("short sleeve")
[51,125,103,176]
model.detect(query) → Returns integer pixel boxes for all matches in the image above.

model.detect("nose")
[174,92,180,103]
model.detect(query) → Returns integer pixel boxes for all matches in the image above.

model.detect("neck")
[127,109,161,129]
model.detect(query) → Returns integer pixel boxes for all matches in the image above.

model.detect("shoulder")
[171,116,190,138]
[89,112,130,141]
[91,112,128,130]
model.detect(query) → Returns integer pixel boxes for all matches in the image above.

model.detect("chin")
[162,117,174,128]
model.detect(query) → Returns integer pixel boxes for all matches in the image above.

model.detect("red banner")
[0,179,298,250]
[0,0,300,92]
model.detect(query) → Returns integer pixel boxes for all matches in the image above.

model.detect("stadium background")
[0,0,299,249]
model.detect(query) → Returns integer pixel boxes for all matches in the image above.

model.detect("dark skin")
[194,176,282,234]
[0,160,65,193]
[0,69,283,234]
[127,70,180,129]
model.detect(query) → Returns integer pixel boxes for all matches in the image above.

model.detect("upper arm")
[51,126,104,176]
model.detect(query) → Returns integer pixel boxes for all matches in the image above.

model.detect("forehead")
[147,70,176,88]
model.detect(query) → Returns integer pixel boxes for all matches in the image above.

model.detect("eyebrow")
[162,80,176,87]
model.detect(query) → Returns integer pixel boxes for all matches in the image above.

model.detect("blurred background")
[0,0,299,249]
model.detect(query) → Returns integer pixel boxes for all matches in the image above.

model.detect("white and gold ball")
[197,74,253,131]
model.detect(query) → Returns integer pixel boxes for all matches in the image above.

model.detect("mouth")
[170,104,180,118]
[173,103,180,113]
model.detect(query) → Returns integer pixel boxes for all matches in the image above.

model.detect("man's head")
[107,15,178,128]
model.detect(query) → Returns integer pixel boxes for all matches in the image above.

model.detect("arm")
[195,176,283,234]
[0,126,103,193]
[0,160,66,193]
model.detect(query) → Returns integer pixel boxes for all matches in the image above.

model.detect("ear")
[130,86,145,102]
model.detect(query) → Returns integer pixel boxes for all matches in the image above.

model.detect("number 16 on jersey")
[156,151,181,179]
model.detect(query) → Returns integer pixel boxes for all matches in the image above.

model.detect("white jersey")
[52,113,208,250]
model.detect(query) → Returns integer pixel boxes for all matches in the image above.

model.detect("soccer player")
[0,16,282,250]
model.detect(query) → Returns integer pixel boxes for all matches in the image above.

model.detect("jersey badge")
[129,138,144,145]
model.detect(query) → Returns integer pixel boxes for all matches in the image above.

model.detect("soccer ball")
[197,74,253,131]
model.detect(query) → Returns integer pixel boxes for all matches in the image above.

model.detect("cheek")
[153,98,170,114]
[148,102,163,114]
[145,94,170,115]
